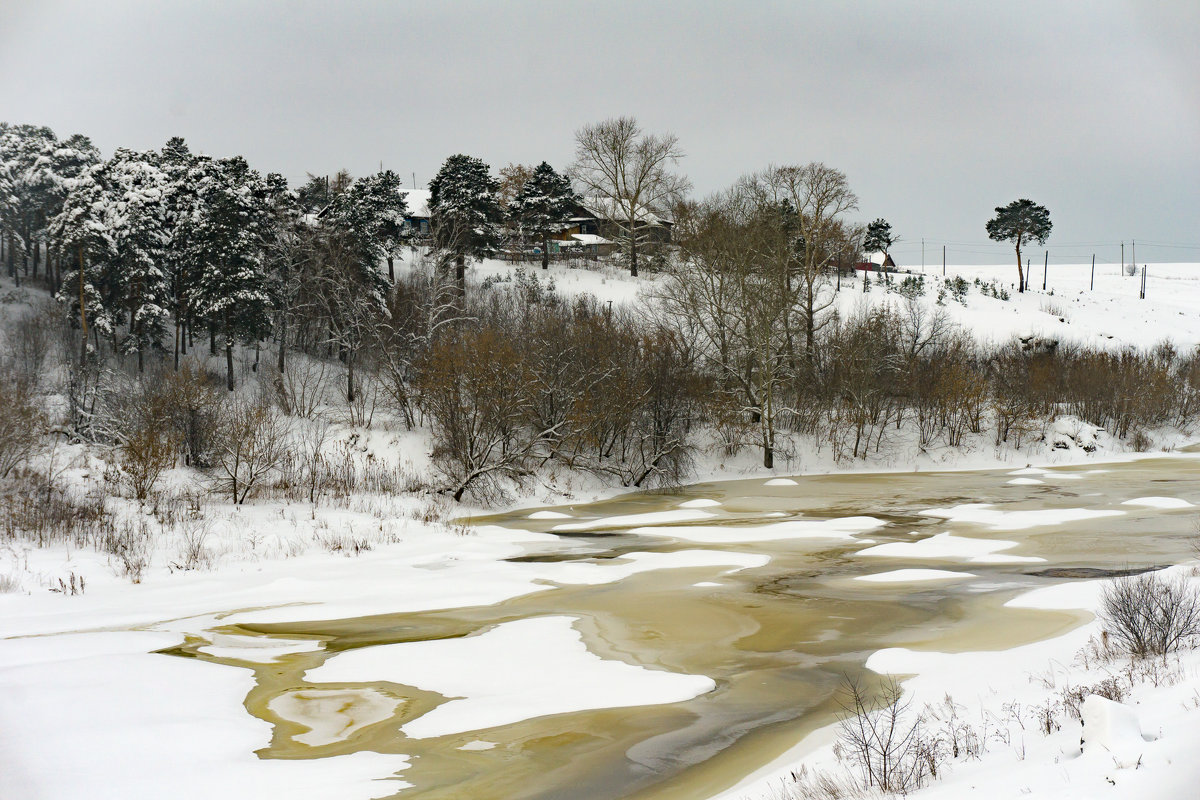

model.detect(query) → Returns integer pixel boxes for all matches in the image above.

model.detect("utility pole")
[1140,265,1147,299]
[1090,254,1095,291]
[412,172,417,189]
[1025,257,1030,292]
[1042,251,1048,291]
[1121,241,1125,275]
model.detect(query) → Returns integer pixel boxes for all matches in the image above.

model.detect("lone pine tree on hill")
[986,199,1052,293]
[863,218,897,266]
[510,161,576,270]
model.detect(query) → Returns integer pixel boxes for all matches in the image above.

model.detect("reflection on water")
[175,455,1200,799]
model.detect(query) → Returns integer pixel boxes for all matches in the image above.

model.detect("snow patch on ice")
[919,502,1123,530]
[527,510,572,520]
[854,568,977,584]
[857,532,1045,563]
[1120,496,1194,509]
[305,616,715,739]
[552,509,716,531]
[268,688,401,747]
[629,516,886,544]
[679,498,722,508]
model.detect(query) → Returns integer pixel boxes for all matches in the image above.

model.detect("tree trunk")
[541,233,549,270]
[387,255,394,282]
[225,317,235,391]
[456,253,466,296]
[1015,242,1024,293]
[78,247,88,367]
[628,216,638,277]
[346,348,356,404]
[210,328,217,357]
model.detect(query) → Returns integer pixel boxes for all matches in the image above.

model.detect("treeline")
[3,120,1199,506]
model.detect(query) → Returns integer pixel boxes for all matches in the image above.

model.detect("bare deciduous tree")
[569,116,690,277]
[745,163,859,358]
[214,398,290,504]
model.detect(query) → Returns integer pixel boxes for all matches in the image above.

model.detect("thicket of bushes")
[2,255,1200,507]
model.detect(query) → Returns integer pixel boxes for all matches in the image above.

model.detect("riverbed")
[171,454,1200,799]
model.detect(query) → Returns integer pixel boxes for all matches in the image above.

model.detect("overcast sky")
[2,0,1197,266]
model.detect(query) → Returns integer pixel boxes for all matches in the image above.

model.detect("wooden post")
[1042,251,1048,291]
[1090,255,1095,291]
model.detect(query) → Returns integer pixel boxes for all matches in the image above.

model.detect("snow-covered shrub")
[948,276,969,304]
[98,519,152,582]
[1099,571,1200,657]
[772,765,873,799]
[171,518,213,571]
[834,675,936,794]
[0,374,43,478]
[896,274,925,299]
[212,397,291,504]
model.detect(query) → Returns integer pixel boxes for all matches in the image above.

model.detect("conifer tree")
[0,124,57,285]
[863,218,897,266]
[160,137,201,367]
[51,149,170,370]
[986,199,1052,293]
[186,156,275,390]
[104,149,171,370]
[510,161,577,270]
[428,154,502,286]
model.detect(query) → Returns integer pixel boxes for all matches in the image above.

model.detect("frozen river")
[180,454,1200,799]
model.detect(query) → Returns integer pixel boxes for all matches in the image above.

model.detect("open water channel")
[175,454,1200,799]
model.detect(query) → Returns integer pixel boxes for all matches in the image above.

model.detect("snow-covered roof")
[571,233,612,246]
[578,196,671,226]
[401,188,431,218]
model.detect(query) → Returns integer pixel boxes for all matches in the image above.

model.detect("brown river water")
[172,453,1200,799]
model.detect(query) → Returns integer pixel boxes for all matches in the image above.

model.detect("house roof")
[570,233,612,246]
[402,188,431,218]
[577,196,671,226]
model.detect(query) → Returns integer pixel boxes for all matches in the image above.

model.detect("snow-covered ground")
[718,568,1200,800]
[2,260,1200,799]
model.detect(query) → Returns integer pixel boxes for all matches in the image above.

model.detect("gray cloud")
[2,0,1196,265]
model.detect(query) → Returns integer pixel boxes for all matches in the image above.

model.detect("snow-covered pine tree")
[510,161,577,270]
[106,149,171,371]
[318,171,405,402]
[50,160,115,365]
[325,169,407,289]
[50,149,171,371]
[259,171,304,378]
[0,123,57,285]
[428,154,502,286]
[36,133,102,291]
[186,156,275,390]
[159,136,201,367]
